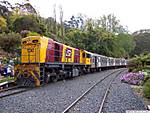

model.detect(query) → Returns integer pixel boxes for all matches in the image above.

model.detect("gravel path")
[0,68,145,113]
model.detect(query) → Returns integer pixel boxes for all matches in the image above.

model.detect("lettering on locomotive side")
[65,48,72,58]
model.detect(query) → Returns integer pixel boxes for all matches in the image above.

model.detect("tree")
[0,1,12,32]
[117,34,135,57]
[12,0,37,16]
[0,16,7,32]
[133,32,150,55]
[0,32,21,53]
[53,4,57,35]
[44,17,55,34]
[97,14,128,34]
[64,15,84,32]
[0,4,11,19]
[59,5,64,37]
[12,15,46,34]
[65,20,125,57]
[65,29,86,49]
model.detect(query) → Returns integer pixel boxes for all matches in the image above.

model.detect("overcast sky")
[8,0,150,33]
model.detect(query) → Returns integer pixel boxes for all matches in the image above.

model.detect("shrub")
[12,15,46,35]
[143,79,150,99]
[0,32,21,53]
[27,31,41,36]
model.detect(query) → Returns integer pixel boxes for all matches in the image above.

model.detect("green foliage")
[27,31,41,36]
[133,32,150,55]
[143,79,150,99]
[0,16,7,32]
[12,15,46,35]
[117,34,135,57]
[128,54,150,72]
[65,29,86,49]
[0,76,15,83]
[44,17,55,34]
[0,1,11,19]
[64,15,84,31]
[0,32,21,53]
[64,20,131,58]
[96,14,128,34]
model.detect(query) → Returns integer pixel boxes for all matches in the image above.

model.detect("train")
[14,36,127,87]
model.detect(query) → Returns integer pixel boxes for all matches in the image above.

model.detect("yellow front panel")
[21,36,49,63]
[21,36,41,63]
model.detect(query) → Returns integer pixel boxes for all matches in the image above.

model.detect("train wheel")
[45,72,51,83]
[51,76,58,82]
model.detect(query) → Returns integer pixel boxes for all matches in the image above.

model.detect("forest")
[0,0,149,59]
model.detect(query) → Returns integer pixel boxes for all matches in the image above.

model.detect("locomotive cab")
[21,36,49,63]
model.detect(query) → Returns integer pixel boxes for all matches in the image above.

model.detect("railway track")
[0,86,19,93]
[61,69,125,113]
[0,86,32,99]
[98,70,123,113]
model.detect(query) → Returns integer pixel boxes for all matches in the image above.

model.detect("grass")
[0,76,15,84]
[143,79,150,99]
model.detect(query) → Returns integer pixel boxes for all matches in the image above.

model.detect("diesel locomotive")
[14,36,127,87]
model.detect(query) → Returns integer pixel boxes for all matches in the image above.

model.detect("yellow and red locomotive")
[14,36,126,87]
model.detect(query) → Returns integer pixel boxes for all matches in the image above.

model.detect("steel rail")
[0,87,32,99]
[98,70,124,113]
[61,69,124,113]
[0,86,20,93]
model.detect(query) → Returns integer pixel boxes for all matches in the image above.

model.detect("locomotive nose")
[16,72,36,87]
[14,64,41,87]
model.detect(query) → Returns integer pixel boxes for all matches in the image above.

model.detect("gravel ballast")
[103,72,146,113]
[0,69,145,113]
[0,69,114,113]
[66,69,121,113]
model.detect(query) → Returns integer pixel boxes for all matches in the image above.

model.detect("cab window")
[32,40,38,43]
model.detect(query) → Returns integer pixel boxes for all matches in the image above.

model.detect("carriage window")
[86,53,91,58]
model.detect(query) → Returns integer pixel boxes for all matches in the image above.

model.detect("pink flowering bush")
[120,72,144,85]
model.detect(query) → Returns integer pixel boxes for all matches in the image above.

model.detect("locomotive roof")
[22,36,53,41]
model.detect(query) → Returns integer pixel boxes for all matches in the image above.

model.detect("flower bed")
[120,72,145,85]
